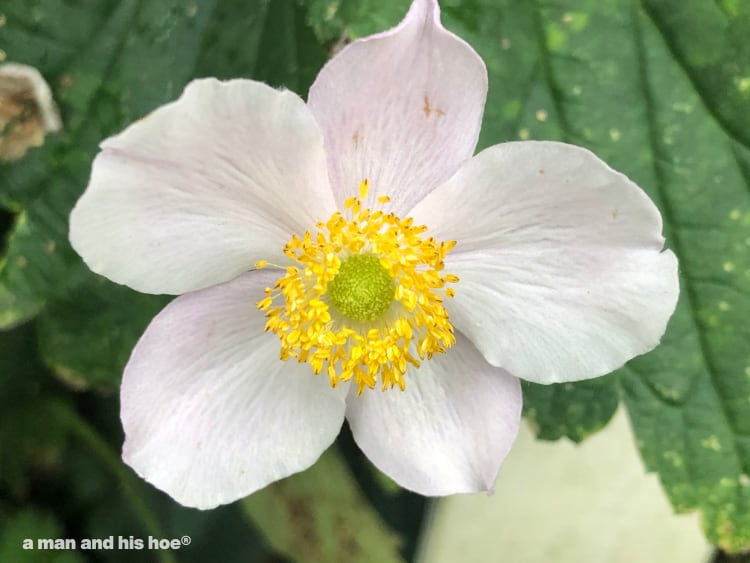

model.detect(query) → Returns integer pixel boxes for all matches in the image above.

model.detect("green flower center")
[328,254,394,322]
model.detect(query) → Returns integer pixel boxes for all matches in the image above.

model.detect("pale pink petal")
[70,79,335,295]
[409,141,679,384]
[345,334,521,495]
[121,271,348,509]
[307,0,487,215]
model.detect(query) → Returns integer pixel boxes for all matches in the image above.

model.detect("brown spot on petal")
[352,129,361,149]
[423,95,446,118]
[423,95,432,118]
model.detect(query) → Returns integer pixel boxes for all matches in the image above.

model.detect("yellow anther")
[359,178,370,199]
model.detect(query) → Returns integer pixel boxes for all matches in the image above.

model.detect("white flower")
[69,0,678,509]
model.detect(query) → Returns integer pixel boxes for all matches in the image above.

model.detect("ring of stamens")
[256,180,458,395]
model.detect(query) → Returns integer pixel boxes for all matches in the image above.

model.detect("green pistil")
[329,254,394,322]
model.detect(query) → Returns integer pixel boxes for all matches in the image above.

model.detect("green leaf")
[0,324,70,494]
[36,278,169,389]
[242,448,404,563]
[0,183,88,329]
[522,378,620,443]
[0,0,216,328]
[196,0,327,91]
[0,509,84,563]
[641,0,750,148]
[303,0,404,42]
[0,3,412,561]
[0,0,328,354]
[427,0,750,552]
[621,9,750,550]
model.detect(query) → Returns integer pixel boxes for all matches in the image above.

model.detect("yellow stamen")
[256,181,459,395]
[359,178,370,199]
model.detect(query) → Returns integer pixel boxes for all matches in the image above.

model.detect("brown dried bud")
[0,63,61,161]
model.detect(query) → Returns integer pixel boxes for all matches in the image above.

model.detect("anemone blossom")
[69,0,679,509]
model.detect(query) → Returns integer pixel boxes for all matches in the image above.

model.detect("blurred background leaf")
[36,280,169,389]
[242,448,403,563]
[1,0,749,560]
[0,508,85,563]
[0,1,424,561]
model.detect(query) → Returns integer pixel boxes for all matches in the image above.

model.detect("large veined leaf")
[439,0,748,552]
[641,0,750,148]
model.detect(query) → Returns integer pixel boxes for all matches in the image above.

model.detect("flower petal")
[307,0,487,215]
[70,79,335,295]
[345,334,521,496]
[121,271,347,509]
[409,141,680,384]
